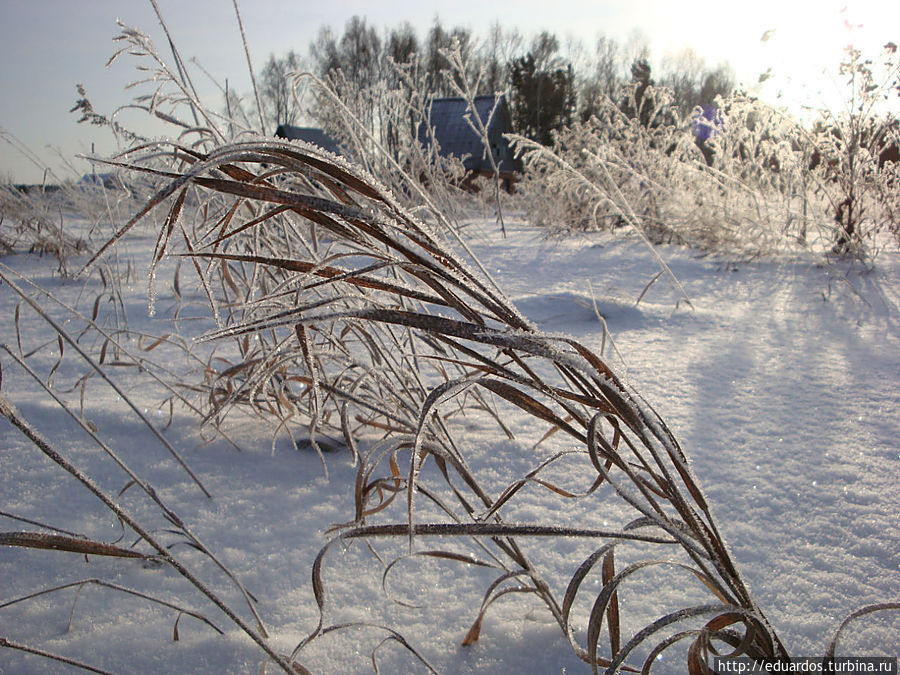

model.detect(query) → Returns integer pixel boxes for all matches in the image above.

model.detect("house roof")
[274,125,343,156]
[419,95,521,175]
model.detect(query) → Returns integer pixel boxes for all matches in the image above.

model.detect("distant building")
[274,125,343,156]
[78,172,122,190]
[418,95,522,192]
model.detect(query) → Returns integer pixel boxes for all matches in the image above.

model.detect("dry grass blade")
[824,602,900,658]
[602,549,621,657]
[77,173,187,275]
[309,623,438,674]
[185,252,451,307]
[0,532,153,559]
[338,523,679,542]
[606,605,787,675]
[462,574,537,647]
[382,550,499,609]
[0,636,116,675]
[641,631,703,674]
[0,511,83,538]
[0,579,224,637]
[479,449,605,522]
[586,559,750,672]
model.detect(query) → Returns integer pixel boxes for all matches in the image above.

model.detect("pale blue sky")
[1,0,896,183]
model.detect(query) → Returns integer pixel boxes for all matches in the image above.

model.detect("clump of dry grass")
[514,85,900,264]
[78,133,797,671]
[0,185,90,275]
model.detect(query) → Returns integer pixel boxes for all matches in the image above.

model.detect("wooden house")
[418,95,522,192]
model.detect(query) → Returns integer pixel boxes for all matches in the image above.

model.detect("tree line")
[258,17,735,146]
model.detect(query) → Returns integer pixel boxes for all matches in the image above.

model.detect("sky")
[1,0,898,184]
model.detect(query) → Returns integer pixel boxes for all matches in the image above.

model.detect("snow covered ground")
[1,216,898,673]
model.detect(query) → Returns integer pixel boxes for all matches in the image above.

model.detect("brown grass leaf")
[0,532,151,559]
[602,549,621,656]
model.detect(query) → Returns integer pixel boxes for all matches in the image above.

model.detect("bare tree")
[308,16,385,141]
[660,47,706,115]
[580,34,624,121]
[339,16,383,90]
[424,19,475,96]
[385,22,418,68]
[700,62,735,104]
[260,50,302,131]
[309,17,383,91]
[381,23,420,161]
[479,22,522,95]
[661,48,734,116]
[622,29,651,72]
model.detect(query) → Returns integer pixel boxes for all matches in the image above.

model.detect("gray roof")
[419,95,521,174]
[274,125,343,156]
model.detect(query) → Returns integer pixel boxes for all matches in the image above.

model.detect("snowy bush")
[516,63,898,263]
[803,43,900,259]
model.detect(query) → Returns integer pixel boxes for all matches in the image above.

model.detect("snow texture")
[1,219,898,673]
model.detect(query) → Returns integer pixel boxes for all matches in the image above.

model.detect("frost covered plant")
[103,131,899,673]
[515,78,896,261]
[0,126,151,277]
[99,135,791,672]
[513,91,787,256]
[805,42,900,260]
[0,185,88,275]
[693,93,834,252]
[513,43,899,262]
[20,22,797,662]
[515,82,678,234]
